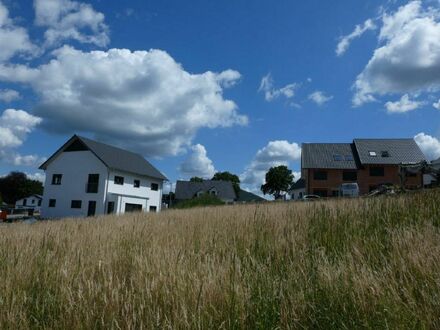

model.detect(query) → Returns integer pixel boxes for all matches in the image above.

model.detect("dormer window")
[381,151,390,157]
[209,188,218,196]
[369,151,377,157]
[344,155,354,161]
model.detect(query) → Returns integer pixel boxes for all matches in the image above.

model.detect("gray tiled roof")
[302,143,358,169]
[40,135,167,180]
[175,180,236,200]
[291,178,305,190]
[353,139,426,165]
[237,189,266,202]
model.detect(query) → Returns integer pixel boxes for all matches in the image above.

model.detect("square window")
[134,180,140,188]
[114,176,124,185]
[49,199,56,207]
[149,205,157,212]
[369,151,377,157]
[313,171,327,181]
[151,183,159,191]
[71,200,82,209]
[52,174,62,185]
[381,151,390,157]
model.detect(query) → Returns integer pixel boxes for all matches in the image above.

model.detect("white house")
[289,178,305,200]
[15,194,42,211]
[39,135,167,219]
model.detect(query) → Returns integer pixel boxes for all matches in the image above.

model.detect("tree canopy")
[261,166,294,200]
[190,177,204,182]
[212,171,240,195]
[0,172,44,205]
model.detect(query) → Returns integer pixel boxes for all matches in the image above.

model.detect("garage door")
[125,203,143,213]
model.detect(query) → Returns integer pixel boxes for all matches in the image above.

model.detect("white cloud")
[353,1,440,106]
[26,172,45,183]
[433,99,440,110]
[308,90,333,106]
[0,89,19,102]
[34,0,109,47]
[336,19,376,56]
[414,132,440,160]
[0,1,36,62]
[0,47,247,157]
[258,73,299,102]
[384,94,424,113]
[0,109,43,167]
[240,140,301,194]
[178,144,216,179]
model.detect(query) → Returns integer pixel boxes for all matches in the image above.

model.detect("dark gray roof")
[237,189,266,202]
[291,178,305,190]
[353,139,426,165]
[175,180,236,200]
[302,143,358,169]
[40,135,167,180]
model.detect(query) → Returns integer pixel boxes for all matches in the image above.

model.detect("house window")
[38,200,42,206]
[333,154,343,161]
[370,167,385,177]
[209,189,217,196]
[52,174,62,185]
[313,171,327,181]
[23,198,27,206]
[299,192,303,199]
[369,151,377,157]
[48,199,56,207]
[71,200,82,209]
[381,151,390,158]
[114,176,124,185]
[343,171,357,181]
[344,155,354,161]
[134,180,140,188]
[313,189,328,197]
[151,183,159,191]
[107,201,115,214]
[86,174,99,193]
[149,205,157,212]
[32,199,35,204]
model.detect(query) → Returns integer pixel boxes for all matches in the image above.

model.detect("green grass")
[0,190,439,328]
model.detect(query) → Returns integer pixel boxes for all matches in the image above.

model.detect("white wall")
[107,170,163,213]
[290,188,305,200]
[41,151,108,218]
[15,196,42,209]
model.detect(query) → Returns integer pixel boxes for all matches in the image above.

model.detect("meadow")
[0,190,439,329]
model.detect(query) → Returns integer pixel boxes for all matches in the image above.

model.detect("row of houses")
[14,135,436,219]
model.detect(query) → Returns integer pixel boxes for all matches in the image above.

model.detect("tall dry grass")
[0,190,439,328]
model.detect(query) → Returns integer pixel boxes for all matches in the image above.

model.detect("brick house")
[301,139,426,196]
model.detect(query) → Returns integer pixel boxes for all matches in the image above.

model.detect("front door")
[87,201,96,217]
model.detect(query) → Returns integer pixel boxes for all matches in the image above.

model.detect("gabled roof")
[236,189,266,202]
[39,135,167,180]
[302,143,358,169]
[290,178,305,190]
[353,139,426,165]
[175,180,236,200]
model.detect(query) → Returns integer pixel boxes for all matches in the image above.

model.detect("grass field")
[0,190,439,328]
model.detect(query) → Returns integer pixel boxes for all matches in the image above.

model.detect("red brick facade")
[304,165,423,196]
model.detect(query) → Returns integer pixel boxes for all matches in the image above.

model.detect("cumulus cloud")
[258,73,299,102]
[336,19,377,56]
[240,140,301,193]
[0,109,43,166]
[384,94,424,113]
[178,144,216,179]
[0,1,36,62]
[0,47,247,157]
[0,89,19,102]
[308,91,333,106]
[34,0,109,47]
[353,1,440,106]
[414,132,440,160]
[433,99,440,110]
[25,172,46,183]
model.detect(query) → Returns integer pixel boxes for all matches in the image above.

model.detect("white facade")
[41,150,164,219]
[15,195,42,210]
[290,188,305,200]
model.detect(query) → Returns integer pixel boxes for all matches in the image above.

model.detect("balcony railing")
[86,182,99,193]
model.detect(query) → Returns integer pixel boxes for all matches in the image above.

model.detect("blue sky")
[0,0,439,193]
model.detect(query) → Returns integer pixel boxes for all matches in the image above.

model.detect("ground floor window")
[71,200,82,209]
[49,199,56,207]
[125,203,142,213]
[149,205,157,212]
[107,201,115,214]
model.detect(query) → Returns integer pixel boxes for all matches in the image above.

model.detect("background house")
[302,139,426,196]
[15,194,42,211]
[289,178,305,200]
[40,135,167,219]
[175,180,236,204]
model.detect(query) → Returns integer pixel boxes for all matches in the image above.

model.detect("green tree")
[261,166,294,200]
[212,171,240,195]
[190,177,204,182]
[0,172,43,204]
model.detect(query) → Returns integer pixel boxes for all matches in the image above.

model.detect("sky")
[0,0,440,194]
